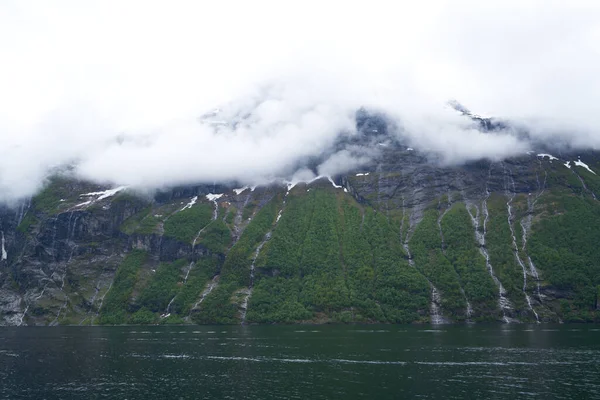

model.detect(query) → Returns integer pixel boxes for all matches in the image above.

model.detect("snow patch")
[537,154,558,161]
[327,177,342,189]
[233,187,248,195]
[286,175,342,193]
[574,158,596,174]
[76,186,127,207]
[407,147,414,151]
[286,181,297,192]
[181,196,198,211]
[206,193,224,202]
[355,172,370,176]
[80,186,128,201]
[564,161,571,169]
[343,188,348,193]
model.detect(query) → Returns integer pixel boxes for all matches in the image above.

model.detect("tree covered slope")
[1,150,600,325]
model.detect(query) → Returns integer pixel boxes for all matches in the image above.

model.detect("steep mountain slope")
[1,143,599,325]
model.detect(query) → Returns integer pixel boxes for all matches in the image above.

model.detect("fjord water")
[1,325,599,399]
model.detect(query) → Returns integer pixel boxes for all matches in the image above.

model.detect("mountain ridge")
[1,140,599,325]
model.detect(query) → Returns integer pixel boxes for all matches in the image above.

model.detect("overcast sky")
[1,0,599,202]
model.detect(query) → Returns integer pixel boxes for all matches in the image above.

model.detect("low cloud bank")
[1,1,599,202]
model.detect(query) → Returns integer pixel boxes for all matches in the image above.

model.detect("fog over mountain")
[1,0,599,202]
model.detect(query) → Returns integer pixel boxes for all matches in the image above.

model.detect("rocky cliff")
[1,144,600,325]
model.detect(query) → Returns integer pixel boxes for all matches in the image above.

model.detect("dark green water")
[1,324,599,399]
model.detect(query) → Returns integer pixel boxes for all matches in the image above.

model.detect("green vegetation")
[242,200,258,220]
[409,208,468,320]
[246,277,312,323]
[120,206,153,234]
[191,282,240,324]
[362,208,429,323]
[13,158,600,326]
[195,220,232,254]
[225,208,236,224]
[442,203,500,320]
[169,256,221,315]
[221,194,282,286]
[529,193,600,322]
[244,189,429,324]
[31,177,73,214]
[485,194,527,313]
[164,203,214,243]
[98,250,148,324]
[130,308,157,324]
[16,212,38,234]
[136,259,187,313]
[573,164,600,199]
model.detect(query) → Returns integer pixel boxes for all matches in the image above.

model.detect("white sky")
[1,0,599,201]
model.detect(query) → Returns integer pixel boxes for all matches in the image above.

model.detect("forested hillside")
[1,149,600,325]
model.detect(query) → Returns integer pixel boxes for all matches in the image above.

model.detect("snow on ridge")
[285,175,344,193]
[206,193,224,202]
[285,181,299,193]
[233,187,248,195]
[537,153,558,161]
[327,177,342,189]
[75,186,128,207]
[574,158,596,175]
[80,186,128,201]
[181,196,198,211]
[308,175,341,189]
[355,173,370,177]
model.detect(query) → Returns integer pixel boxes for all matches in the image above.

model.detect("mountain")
[1,111,600,326]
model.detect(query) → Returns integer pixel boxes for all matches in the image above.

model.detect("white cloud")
[0,0,599,202]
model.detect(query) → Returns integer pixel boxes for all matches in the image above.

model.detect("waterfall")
[505,171,539,322]
[1,231,7,261]
[19,285,48,326]
[429,285,446,324]
[51,213,80,326]
[437,202,450,255]
[466,167,513,322]
[206,193,224,220]
[190,275,219,314]
[404,233,449,324]
[528,257,542,301]
[161,296,176,319]
[15,198,31,227]
[240,197,287,324]
[571,170,598,200]
[482,197,512,322]
[437,195,470,319]
[92,281,113,324]
[183,261,194,284]
[240,232,271,324]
